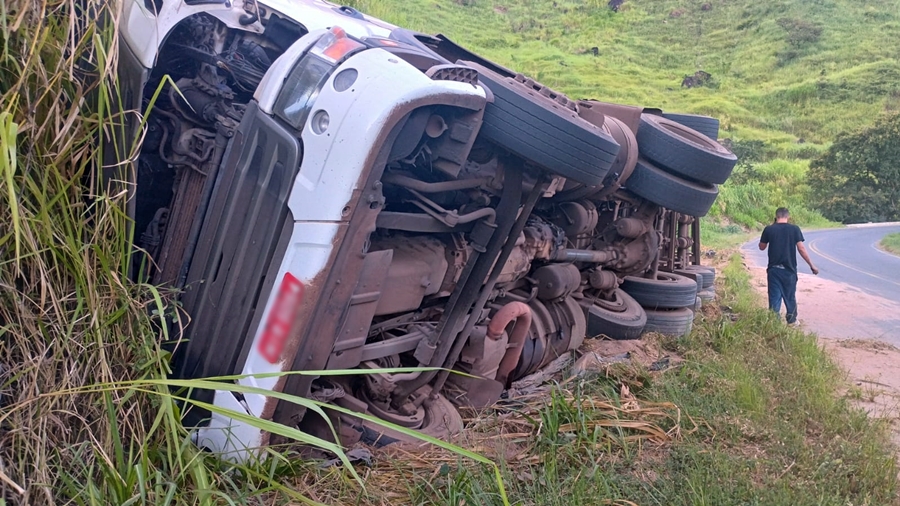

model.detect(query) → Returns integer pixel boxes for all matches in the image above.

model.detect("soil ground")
[742,254,900,451]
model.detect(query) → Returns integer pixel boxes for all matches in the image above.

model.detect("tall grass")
[0,0,255,502]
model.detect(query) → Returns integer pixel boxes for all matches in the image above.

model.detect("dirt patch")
[580,335,674,369]
[821,339,900,439]
[742,252,900,453]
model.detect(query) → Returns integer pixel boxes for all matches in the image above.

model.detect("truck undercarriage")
[123,4,736,457]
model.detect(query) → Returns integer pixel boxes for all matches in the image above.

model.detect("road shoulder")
[741,251,900,452]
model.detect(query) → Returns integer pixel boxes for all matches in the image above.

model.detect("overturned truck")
[115,0,736,458]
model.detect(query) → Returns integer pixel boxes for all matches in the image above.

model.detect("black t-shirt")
[760,223,805,273]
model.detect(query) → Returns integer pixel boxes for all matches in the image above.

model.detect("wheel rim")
[359,388,425,429]
[595,289,631,313]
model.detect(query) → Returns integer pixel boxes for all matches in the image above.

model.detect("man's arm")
[758,241,767,251]
[759,227,768,250]
[796,242,819,275]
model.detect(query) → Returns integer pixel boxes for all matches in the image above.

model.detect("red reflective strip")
[258,272,304,364]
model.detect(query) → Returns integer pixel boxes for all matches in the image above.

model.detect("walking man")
[758,208,819,324]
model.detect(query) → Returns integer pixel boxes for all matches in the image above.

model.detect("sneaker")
[787,320,801,327]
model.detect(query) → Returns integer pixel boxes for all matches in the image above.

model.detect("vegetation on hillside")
[809,113,900,224]
[710,157,831,230]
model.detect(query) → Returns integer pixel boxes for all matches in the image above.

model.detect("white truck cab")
[184,27,488,458]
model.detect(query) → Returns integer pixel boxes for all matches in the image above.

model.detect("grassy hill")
[351,0,900,155]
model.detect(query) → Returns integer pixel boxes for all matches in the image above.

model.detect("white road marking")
[808,238,900,288]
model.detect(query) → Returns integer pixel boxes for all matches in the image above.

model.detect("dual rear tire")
[627,112,737,217]
[465,62,735,219]
[616,269,715,337]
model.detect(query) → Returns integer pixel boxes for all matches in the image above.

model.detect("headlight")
[273,55,333,130]
[273,27,364,131]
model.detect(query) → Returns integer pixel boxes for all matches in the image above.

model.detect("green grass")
[707,159,836,231]
[880,232,900,256]
[698,220,753,252]
[0,2,322,502]
[700,156,838,241]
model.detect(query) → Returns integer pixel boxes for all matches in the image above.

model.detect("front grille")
[173,102,300,413]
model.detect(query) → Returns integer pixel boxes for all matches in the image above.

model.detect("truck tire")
[673,269,704,291]
[462,60,620,186]
[585,289,647,340]
[621,272,698,309]
[549,115,639,203]
[661,112,720,140]
[593,116,639,199]
[636,113,736,184]
[643,307,694,337]
[683,265,715,289]
[626,159,719,216]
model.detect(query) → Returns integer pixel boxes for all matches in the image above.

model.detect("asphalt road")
[742,223,900,343]
[743,223,900,301]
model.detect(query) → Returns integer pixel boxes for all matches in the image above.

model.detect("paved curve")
[742,223,900,344]
[743,224,900,300]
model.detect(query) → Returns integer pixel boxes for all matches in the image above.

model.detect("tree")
[808,114,900,224]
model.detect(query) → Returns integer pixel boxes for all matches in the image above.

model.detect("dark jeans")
[767,267,798,323]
